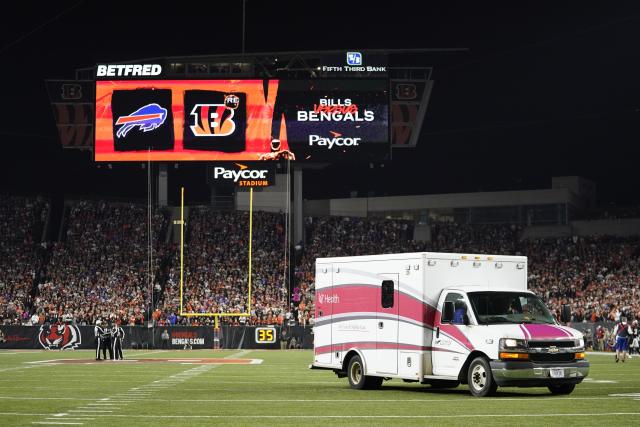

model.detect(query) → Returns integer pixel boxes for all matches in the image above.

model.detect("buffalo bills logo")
[115,103,167,138]
[38,324,81,350]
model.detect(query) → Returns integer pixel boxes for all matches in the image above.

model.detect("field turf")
[0,350,637,426]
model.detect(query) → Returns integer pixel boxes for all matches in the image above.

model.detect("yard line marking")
[31,422,84,425]
[0,397,93,401]
[0,413,51,416]
[0,364,50,373]
[24,412,640,420]
[68,410,113,413]
[84,408,119,410]
[126,350,168,357]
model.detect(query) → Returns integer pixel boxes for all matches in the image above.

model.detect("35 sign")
[255,327,276,344]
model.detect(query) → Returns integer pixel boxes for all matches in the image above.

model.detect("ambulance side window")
[442,292,466,324]
[381,280,394,308]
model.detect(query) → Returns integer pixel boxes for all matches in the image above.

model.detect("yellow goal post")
[178,187,254,327]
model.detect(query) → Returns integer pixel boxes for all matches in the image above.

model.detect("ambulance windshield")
[467,292,556,325]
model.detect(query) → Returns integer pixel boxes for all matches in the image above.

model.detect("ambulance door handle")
[436,327,440,339]
[378,322,384,329]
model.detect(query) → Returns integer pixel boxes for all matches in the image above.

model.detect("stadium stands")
[33,200,167,326]
[158,208,288,326]
[0,196,49,325]
[1,195,639,341]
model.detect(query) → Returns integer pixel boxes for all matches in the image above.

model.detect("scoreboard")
[95,79,389,162]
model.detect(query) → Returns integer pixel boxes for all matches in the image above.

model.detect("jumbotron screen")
[94,79,389,162]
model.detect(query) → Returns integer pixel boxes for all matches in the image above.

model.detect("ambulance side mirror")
[442,302,454,323]
[560,304,572,323]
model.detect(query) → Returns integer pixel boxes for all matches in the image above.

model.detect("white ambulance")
[311,252,589,396]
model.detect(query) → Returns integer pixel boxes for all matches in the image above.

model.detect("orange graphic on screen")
[95,80,288,161]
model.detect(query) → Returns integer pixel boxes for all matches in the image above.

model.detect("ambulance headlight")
[576,338,584,349]
[499,338,527,350]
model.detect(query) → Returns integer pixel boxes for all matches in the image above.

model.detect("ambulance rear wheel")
[347,355,382,390]
[365,375,383,389]
[348,355,366,389]
[467,357,497,397]
[548,384,575,395]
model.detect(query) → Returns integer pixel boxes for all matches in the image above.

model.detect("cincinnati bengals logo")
[61,84,82,100]
[38,324,82,350]
[189,104,236,137]
[395,83,417,100]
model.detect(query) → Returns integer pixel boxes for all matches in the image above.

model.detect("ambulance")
[311,252,589,396]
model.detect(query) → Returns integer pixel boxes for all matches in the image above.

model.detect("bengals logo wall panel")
[182,90,247,152]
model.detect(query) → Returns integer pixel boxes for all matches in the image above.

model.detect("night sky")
[1,1,639,204]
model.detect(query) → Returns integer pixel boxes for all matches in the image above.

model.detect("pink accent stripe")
[553,325,576,337]
[519,324,531,339]
[315,285,437,327]
[315,284,472,351]
[522,323,571,339]
[314,341,464,355]
[432,309,474,351]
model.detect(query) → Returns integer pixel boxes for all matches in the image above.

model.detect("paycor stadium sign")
[209,162,275,187]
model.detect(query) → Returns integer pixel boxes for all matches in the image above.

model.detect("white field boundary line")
[0,412,632,419]
[29,350,252,425]
[0,396,635,402]
[23,350,168,364]
[0,364,53,373]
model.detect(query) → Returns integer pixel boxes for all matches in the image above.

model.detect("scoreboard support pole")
[179,187,185,314]
[248,187,253,317]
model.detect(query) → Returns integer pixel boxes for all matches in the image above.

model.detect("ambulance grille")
[528,340,575,348]
[529,353,575,363]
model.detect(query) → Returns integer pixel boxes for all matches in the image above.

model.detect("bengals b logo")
[189,104,236,137]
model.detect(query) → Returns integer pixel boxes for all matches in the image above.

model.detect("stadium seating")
[32,200,167,326]
[2,195,639,334]
[158,208,288,326]
[0,196,49,325]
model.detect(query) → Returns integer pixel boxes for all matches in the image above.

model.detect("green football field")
[0,350,638,426]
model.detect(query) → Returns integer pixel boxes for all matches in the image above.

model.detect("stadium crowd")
[1,195,639,352]
[296,217,640,330]
[0,196,48,325]
[31,201,167,326]
[158,208,289,326]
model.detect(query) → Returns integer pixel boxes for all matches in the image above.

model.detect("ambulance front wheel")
[467,356,497,397]
[347,355,382,390]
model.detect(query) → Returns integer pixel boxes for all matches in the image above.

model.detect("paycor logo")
[309,132,361,149]
[96,64,162,77]
[213,163,270,187]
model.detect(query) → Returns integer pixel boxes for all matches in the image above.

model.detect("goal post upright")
[179,186,253,320]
